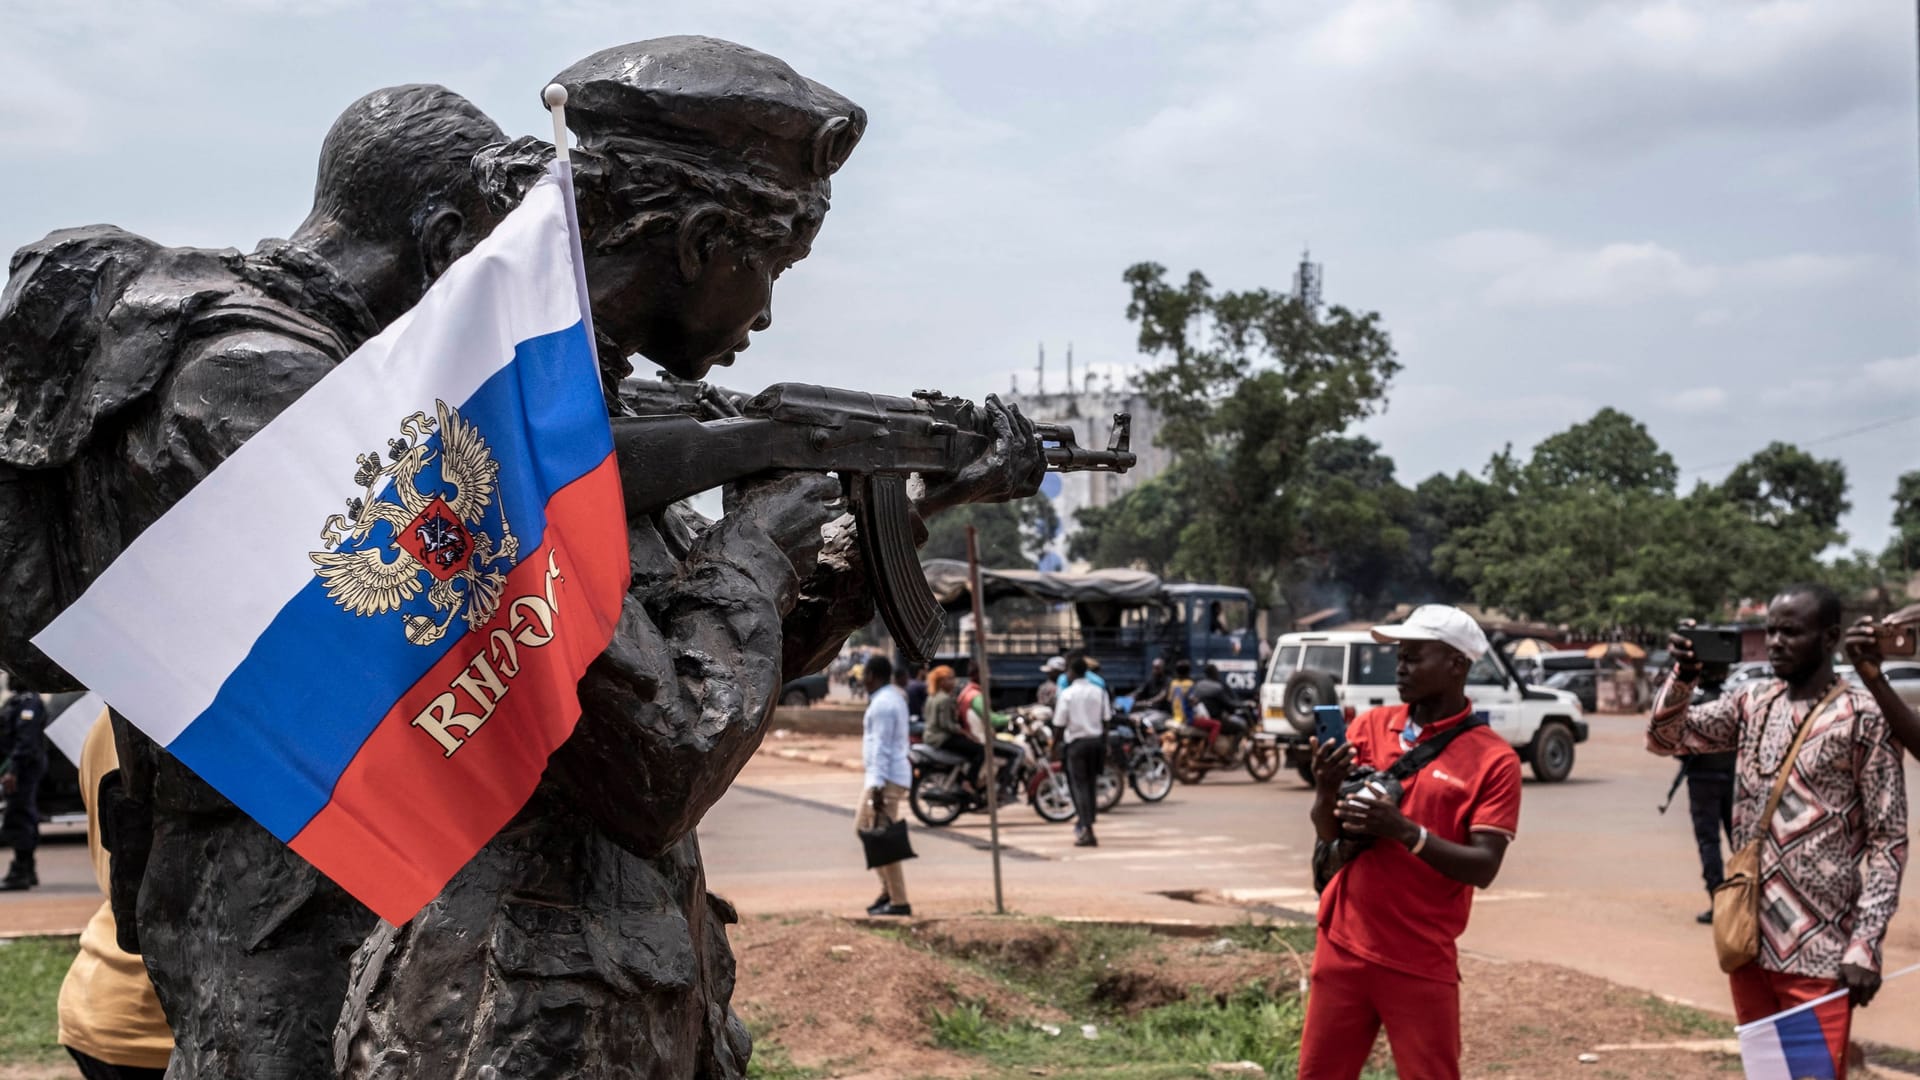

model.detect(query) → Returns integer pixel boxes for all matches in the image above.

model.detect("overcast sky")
[3,0,1915,551]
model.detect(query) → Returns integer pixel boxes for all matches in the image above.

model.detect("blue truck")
[919,560,1263,708]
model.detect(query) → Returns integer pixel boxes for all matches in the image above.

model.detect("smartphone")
[1313,704,1347,747]
[1679,626,1742,666]
[1877,621,1919,659]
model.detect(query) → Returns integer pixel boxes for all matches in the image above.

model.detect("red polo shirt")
[1316,702,1522,984]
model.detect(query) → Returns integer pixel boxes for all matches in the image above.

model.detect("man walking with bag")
[858,657,913,917]
[1651,586,1907,1077]
[1299,605,1521,1080]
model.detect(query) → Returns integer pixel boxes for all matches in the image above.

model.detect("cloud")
[1663,387,1730,415]
[1436,230,1875,308]
[1116,0,1907,187]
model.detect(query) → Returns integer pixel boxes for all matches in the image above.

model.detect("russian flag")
[33,161,626,925]
[1736,987,1848,1080]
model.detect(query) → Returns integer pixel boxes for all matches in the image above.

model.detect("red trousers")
[1298,935,1460,1080]
[1729,963,1852,1079]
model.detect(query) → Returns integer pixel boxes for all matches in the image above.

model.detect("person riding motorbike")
[1170,659,1213,745]
[921,667,985,795]
[1131,657,1170,710]
[1190,664,1245,759]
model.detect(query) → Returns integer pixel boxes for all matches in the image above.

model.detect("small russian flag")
[1735,987,1849,1080]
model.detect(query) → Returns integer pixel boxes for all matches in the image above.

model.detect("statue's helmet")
[553,36,866,196]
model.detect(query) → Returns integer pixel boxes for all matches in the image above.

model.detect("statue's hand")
[723,471,843,582]
[919,395,1047,515]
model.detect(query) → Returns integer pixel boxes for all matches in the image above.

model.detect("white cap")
[1370,605,1490,661]
[1040,656,1067,674]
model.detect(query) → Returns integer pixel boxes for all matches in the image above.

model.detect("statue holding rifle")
[0,35,1133,1080]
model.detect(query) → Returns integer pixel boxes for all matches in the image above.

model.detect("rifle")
[610,380,1135,665]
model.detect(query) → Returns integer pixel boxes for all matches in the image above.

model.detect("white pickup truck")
[1257,630,1589,783]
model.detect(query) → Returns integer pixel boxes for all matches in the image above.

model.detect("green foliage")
[924,495,1060,568]
[0,936,77,1063]
[744,1040,825,1080]
[1722,441,1850,540]
[1436,411,1847,634]
[1111,262,1400,604]
[1880,470,1920,574]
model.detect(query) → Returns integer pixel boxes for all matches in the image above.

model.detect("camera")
[1337,766,1404,846]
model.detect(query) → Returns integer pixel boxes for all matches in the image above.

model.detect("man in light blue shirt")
[859,656,913,916]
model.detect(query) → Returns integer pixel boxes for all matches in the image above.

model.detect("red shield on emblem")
[397,496,473,581]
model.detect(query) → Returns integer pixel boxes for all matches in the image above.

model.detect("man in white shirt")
[858,657,913,916]
[1054,656,1112,847]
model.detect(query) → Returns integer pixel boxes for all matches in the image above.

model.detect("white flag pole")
[541,82,598,363]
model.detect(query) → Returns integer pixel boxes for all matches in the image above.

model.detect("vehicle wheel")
[780,688,811,708]
[1030,769,1077,823]
[1530,721,1576,783]
[1245,741,1280,782]
[909,769,965,827]
[1283,670,1340,731]
[1097,764,1124,812]
[1170,742,1209,785]
[1295,762,1315,786]
[1130,752,1174,802]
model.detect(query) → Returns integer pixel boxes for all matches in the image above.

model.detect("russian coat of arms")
[310,400,518,646]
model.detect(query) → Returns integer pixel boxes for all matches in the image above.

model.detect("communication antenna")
[1292,247,1323,319]
[1066,342,1074,395]
[1037,342,1045,394]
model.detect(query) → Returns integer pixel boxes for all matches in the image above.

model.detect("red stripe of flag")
[289,457,626,923]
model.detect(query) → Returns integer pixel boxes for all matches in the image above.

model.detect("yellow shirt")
[56,711,173,1068]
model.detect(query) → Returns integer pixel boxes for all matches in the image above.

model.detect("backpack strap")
[1384,715,1489,782]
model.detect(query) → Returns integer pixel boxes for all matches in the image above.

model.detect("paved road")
[5,712,1915,1049]
[702,714,1920,1051]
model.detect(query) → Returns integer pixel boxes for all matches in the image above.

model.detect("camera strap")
[1384,714,1489,784]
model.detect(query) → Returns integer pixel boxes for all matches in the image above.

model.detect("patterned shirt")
[1647,675,1908,976]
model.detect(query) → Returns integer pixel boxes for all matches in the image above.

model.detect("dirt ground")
[730,913,1903,1080]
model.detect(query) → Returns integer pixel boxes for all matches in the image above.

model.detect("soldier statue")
[335,37,1043,1078]
[0,86,508,1077]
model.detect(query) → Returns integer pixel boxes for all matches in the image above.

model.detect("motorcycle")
[1168,700,1281,784]
[908,706,1076,826]
[1099,706,1173,809]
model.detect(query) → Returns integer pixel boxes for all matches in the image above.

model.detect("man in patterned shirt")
[1651,584,1907,1071]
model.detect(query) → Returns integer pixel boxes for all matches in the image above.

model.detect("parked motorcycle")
[1100,707,1173,808]
[909,706,1076,826]
[1168,701,1281,784]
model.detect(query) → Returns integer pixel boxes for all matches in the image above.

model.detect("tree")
[1436,410,1840,634]
[1722,442,1850,541]
[1291,436,1415,617]
[1880,470,1920,574]
[923,495,1058,568]
[1108,262,1401,604]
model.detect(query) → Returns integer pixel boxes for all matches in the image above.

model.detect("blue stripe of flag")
[1774,1005,1837,1080]
[166,321,609,840]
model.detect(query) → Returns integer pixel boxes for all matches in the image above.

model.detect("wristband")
[1408,826,1429,856]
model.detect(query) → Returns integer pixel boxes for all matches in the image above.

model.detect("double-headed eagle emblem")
[310,400,518,646]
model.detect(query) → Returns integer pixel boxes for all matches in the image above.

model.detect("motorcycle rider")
[1191,663,1245,759]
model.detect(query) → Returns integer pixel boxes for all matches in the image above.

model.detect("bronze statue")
[332,38,1051,1078]
[0,85,508,1078]
[1,37,1056,1079]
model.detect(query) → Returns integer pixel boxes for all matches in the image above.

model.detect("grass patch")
[1639,995,1731,1039]
[0,936,78,1064]
[744,1038,824,1080]
[1212,920,1317,958]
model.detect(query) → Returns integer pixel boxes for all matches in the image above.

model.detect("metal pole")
[966,525,1006,915]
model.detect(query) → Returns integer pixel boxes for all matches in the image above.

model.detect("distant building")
[1007,355,1171,563]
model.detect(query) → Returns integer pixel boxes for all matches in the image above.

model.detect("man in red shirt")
[1299,605,1523,1080]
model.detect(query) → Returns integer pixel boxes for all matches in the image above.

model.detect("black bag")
[859,818,917,869]
[1311,715,1489,894]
